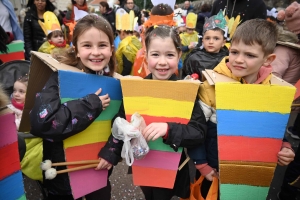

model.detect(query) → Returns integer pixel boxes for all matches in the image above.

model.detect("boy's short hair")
[231,19,278,55]
[204,27,226,39]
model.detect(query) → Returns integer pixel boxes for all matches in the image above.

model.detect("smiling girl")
[30,15,118,200]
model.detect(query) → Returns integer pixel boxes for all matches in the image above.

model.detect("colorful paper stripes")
[217,110,289,139]
[121,79,199,188]
[0,113,25,199]
[59,71,122,199]
[0,51,24,63]
[0,171,26,200]
[220,184,269,200]
[218,136,282,162]
[0,40,24,54]
[215,83,296,200]
[215,83,295,113]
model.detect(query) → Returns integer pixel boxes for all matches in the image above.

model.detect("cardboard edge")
[203,69,239,85]
[271,75,294,87]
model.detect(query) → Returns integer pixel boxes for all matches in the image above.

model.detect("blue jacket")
[2,0,24,41]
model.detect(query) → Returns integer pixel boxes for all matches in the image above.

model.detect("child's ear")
[263,53,276,66]
[222,38,226,47]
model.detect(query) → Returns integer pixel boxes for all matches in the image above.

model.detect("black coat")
[183,47,229,79]
[99,73,207,198]
[30,72,103,195]
[123,4,142,25]
[23,8,62,60]
[102,8,116,33]
[211,0,266,22]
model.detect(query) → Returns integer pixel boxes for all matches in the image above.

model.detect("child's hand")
[277,147,295,166]
[205,169,219,181]
[142,123,168,141]
[96,158,112,170]
[95,88,110,110]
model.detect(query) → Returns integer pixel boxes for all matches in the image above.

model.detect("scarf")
[12,98,24,110]
[49,40,67,48]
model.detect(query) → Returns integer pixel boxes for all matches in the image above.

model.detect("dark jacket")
[23,8,62,60]
[196,12,211,35]
[211,0,266,23]
[30,72,103,195]
[102,8,116,33]
[99,73,207,198]
[182,47,229,79]
[123,4,142,25]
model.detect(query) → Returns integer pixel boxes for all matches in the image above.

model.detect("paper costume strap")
[203,10,228,38]
[186,12,197,28]
[143,13,176,28]
[116,9,136,31]
[38,11,61,35]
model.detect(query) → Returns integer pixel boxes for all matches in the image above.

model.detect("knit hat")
[278,2,300,34]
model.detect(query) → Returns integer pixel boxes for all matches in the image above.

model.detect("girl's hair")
[151,3,173,15]
[100,2,109,11]
[145,25,181,54]
[71,0,86,5]
[47,30,64,40]
[16,75,29,87]
[27,0,56,13]
[57,15,116,76]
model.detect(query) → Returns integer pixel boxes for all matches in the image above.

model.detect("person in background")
[184,1,194,14]
[122,0,142,25]
[0,0,24,41]
[23,0,61,60]
[100,1,116,33]
[195,3,211,35]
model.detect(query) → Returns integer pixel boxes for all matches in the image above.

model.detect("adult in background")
[195,3,211,35]
[122,0,141,25]
[0,0,24,41]
[211,0,266,23]
[23,0,61,60]
[184,1,194,14]
[100,1,116,33]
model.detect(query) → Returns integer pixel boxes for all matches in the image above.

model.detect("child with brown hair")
[30,15,119,200]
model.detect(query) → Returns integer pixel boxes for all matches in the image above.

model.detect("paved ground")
[23,112,300,200]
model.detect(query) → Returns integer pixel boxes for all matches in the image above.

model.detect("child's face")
[51,34,64,44]
[202,30,225,53]
[229,41,275,83]
[146,37,181,80]
[177,26,186,34]
[13,81,27,104]
[76,27,113,72]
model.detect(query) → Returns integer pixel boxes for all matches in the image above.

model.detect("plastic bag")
[111,112,149,166]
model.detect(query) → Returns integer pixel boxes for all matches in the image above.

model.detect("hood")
[277,25,299,43]
[214,57,272,84]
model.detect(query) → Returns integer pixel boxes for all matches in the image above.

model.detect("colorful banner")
[215,83,296,200]
[59,70,122,199]
[121,79,199,188]
[0,113,25,200]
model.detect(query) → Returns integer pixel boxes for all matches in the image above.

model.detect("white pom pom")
[40,160,52,170]
[45,168,57,180]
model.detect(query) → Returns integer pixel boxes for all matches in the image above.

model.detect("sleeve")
[164,98,207,150]
[98,102,125,165]
[210,0,219,16]
[272,46,290,78]
[29,72,103,141]
[122,54,133,76]
[183,54,203,79]
[23,14,33,60]
[181,46,189,52]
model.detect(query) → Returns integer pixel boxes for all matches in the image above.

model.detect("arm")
[98,102,125,165]
[23,14,33,60]
[272,46,290,78]
[30,72,103,141]
[181,46,190,52]
[122,54,133,76]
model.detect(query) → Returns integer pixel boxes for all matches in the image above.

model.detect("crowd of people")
[0,0,300,200]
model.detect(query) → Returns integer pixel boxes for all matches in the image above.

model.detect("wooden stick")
[52,160,99,167]
[56,164,98,174]
[178,156,190,171]
[292,104,300,107]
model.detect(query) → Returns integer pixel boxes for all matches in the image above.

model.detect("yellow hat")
[38,11,61,35]
[116,9,136,31]
[186,13,197,29]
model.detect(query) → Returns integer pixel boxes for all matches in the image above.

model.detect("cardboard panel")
[0,142,20,180]
[0,40,24,54]
[0,51,24,62]
[121,79,199,188]
[220,184,269,200]
[0,113,17,148]
[0,171,25,200]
